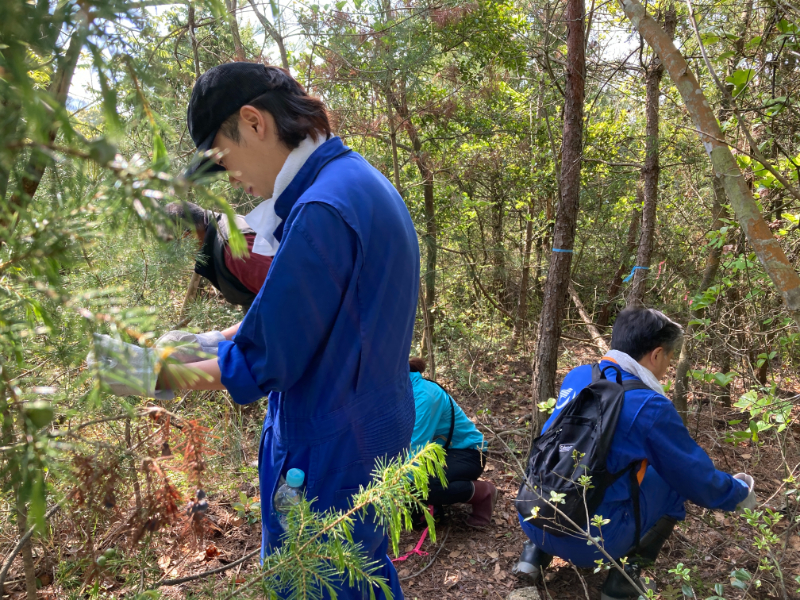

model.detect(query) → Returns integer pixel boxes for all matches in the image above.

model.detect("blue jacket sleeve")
[644,399,749,511]
[217,203,357,404]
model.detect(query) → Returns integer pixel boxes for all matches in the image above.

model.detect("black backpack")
[515,364,650,543]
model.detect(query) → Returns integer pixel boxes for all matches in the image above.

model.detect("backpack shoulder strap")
[621,380,653,393]
[444,395,455,450]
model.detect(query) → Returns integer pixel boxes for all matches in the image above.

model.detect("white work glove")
[155,330,225,363]
[86,334,174,400]
[733,473,757,512]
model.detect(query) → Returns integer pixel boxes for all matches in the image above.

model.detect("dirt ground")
[13,340,800,599]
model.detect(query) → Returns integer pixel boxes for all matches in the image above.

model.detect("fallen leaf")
[158,555,171,571]
[444,571,460,588]
[205,544,220,560]
[449,550,461,558]
[398,568,410,577]
[741,454,751,459]
[487,551,499,560]
[502,551,516,558]
[494,563,500,574]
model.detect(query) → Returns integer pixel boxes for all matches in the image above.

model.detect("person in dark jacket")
[512,307,756,600]
[408,358,495,527]
[164,201,273,309]
[89,63,419,600]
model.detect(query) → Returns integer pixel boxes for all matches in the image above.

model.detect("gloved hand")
[733,473,757,511]
[86,334,174,400]
[155,330,225,363]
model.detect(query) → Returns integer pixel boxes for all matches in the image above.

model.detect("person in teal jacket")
[408,358,495,527]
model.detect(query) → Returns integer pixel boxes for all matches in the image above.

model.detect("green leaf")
[152,132,169,170]
[744,36,762,50]
[726,69,754,87]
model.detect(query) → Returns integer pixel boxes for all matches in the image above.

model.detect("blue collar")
[272,136,352,242]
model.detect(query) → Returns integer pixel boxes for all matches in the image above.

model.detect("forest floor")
[13,340,800,600]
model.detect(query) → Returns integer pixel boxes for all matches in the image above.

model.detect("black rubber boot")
[600,516,677,599]
[511,540,552,584]
[600,563,656,600]
[633,516,677,565]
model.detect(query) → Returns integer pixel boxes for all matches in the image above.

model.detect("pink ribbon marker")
[392,506,433,562]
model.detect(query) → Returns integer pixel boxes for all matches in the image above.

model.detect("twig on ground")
[152,548,260,587]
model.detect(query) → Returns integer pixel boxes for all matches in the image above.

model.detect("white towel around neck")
[603,349,665,396]
[245,134,329,256]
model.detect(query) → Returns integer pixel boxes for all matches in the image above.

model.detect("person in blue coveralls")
[407,357,495,528]
[89,63,419,599]
[511,307,757,600]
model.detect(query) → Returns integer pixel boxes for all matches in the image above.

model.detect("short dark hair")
[409,357,427,373]
[164,201,208,235]
[218,66,331,149]
[611,307,683,360]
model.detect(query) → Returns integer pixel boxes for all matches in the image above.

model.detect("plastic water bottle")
[274,468,305,531]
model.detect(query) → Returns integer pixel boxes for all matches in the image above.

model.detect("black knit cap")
[185,62,297,175]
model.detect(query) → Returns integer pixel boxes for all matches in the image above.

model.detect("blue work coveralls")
[218,137,419,598]
[519,360,749,567]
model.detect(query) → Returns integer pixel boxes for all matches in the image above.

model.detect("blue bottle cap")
[286,468,305,488]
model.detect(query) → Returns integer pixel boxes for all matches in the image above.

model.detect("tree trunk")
[392,87,436,348]
[248,0,290,70]
[628,7,676,307]
[225,0,247,61]
[512,202,535,348]
[618,0,800,327]
[673,176,727,422]
[188,6,201,78]
[531,0,585,432]
[598,205,641,327]
[5,13,89,227]
[384,88,403,195]
[16,501,37,600]
[569,283,609,353]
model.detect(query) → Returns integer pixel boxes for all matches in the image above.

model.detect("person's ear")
[651,346,663,364]
[239,105,267,140]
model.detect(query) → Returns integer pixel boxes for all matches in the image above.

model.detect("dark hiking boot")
[465,480,497,528]
[634,516,677,564]
[600,563,657,600]
[511,540,552,584]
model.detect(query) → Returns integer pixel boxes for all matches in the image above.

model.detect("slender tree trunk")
[15,500,37,600]
[491,185,509,310]
[598,206,641,327]
[628,7,676,307]
[225,0,247,61]
[673,176,727,421]
[392,87,436,347]
[619,0,800,327]
[188,6,201,78]
[4,13,89,227]
[248,0,290,70]
[531,0,585,431]
[384,88,402,195]
[513,202,535,348]
[0,375,37,600]
[569,283,609,353]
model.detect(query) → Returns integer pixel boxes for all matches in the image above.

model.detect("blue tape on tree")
[552,248,574,253]
[623,266,650,283]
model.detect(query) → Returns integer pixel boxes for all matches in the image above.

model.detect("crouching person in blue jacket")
[512,307,756,600]
[408,358,495,527]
